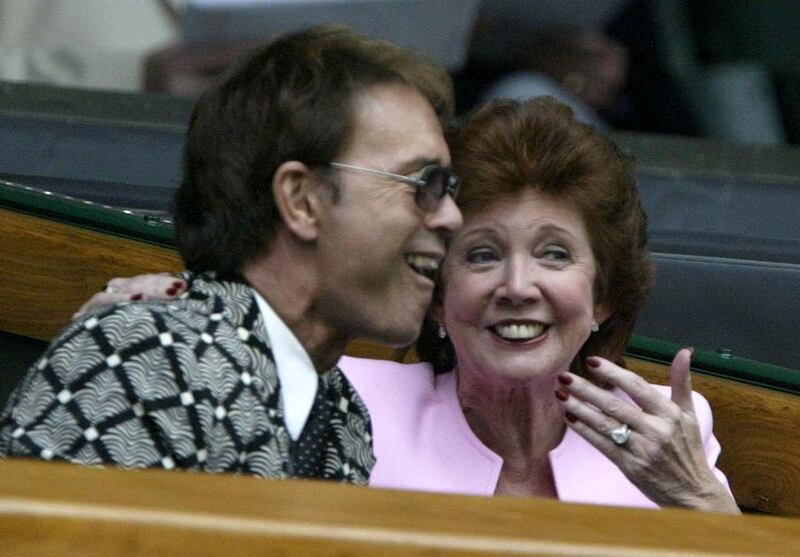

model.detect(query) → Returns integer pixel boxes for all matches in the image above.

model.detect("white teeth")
[405,254,440,277]
[494,323,544,340]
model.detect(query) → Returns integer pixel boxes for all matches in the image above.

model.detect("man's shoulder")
[33,275,265,394]
[0,275,274,466]
[69,274,257,342]
[58,300,200,352]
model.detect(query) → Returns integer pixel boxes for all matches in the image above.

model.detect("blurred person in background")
[0,0,180,90]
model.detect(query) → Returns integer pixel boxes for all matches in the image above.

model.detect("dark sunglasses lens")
[415,167,452,211]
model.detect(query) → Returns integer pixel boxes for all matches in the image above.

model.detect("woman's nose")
[495,258,540,305]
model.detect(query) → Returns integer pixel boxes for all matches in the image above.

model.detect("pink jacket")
[339,356,730,508]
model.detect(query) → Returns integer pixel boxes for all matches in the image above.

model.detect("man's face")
[316,83,462,347]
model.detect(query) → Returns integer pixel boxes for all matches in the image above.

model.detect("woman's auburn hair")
[417,97,653,378]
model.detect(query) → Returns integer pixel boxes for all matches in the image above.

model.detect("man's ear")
[272,161,324,242]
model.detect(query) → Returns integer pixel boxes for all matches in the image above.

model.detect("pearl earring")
[591,320,600,333]
[437,325,447,339]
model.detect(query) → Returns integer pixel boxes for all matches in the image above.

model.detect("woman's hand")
[73,273,185,319]
[554,348,740,513]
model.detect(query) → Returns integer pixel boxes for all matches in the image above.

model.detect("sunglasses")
[329,162,460,212]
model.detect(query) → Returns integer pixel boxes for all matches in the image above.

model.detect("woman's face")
[440,189,608,385]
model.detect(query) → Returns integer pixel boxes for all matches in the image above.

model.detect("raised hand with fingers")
[554,348,740,513]
[73,273,186,319]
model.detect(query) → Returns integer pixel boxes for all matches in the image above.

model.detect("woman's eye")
[542,246,571,261]
[466,248,497,264]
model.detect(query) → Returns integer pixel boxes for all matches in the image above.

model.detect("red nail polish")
[557,373,573,386]
[166,287,177,296]
[565,412,577,423]
[555,389,569,402]
[172,281,185,289]
[130,293,142,301]
[587,356,601,368]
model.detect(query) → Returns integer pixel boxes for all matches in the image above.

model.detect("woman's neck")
[456,365,567,497]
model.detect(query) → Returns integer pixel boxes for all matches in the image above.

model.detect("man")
[0,26,462,483]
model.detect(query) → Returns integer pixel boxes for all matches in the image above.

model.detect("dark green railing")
[626,335,800,394]
[0,179,176,247]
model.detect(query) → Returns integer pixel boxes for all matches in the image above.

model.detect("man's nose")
[424,194,463,233]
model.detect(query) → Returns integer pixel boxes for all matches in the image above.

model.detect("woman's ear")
[272,161,324,242]
[431,302,445,328]
[594,303,612,326]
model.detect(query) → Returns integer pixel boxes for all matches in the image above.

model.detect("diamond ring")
[104,283,118,294]
[609,423,632,445]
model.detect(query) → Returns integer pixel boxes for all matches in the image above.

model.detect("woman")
[78,98,739,512]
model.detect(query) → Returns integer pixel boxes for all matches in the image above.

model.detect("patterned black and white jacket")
[0,273,375,483]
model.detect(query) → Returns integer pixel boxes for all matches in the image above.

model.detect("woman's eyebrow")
[456,226,500,242]
[536,223,578,240]
[456,222,578,245]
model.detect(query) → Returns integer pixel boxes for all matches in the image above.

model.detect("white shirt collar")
[252,291,318,441]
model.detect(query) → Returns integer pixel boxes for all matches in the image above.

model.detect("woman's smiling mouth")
[489,322,548,342]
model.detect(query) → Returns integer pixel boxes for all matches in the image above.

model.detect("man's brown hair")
[174,25,454,274]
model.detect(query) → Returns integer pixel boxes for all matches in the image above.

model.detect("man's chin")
[370,319,423,348]
[377,333,419,349]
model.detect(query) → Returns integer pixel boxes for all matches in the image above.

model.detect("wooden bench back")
[0,208,182,341]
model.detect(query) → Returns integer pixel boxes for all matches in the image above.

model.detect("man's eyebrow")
[394,157,445,174]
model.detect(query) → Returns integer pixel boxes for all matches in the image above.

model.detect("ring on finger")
[609,423,632,446]
[104,283,118,294]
